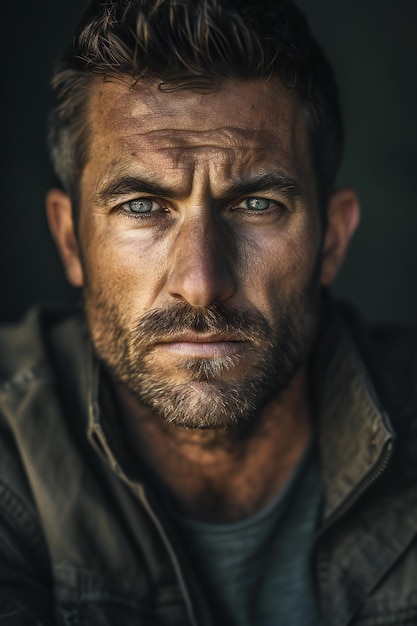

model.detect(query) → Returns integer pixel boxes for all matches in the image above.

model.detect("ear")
[320,187,360,286]
[46,189,84,287]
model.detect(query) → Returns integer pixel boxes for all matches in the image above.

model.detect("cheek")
[80,221,171,314]
[238,222,321,312]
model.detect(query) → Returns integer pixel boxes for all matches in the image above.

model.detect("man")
[1,0,417,624]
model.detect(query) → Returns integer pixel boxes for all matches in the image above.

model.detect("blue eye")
[243,198,271,211]
[127,198,156,213]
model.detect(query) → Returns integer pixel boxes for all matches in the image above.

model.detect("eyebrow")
[224,174,305,203]
[94,176,173,205]
[94,172,305,205]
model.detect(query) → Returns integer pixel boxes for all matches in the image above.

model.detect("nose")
[166,215,237,308]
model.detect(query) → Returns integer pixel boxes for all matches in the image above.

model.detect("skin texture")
[47,77,359,521]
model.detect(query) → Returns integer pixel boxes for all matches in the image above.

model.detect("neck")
[115,369,312,523]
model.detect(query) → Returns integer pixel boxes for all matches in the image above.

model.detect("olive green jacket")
[0,303,417,626]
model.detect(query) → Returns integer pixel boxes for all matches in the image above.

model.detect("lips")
[152,334,248,358]
[157,332,246,344]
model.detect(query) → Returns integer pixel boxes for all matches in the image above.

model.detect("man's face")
[73,78,324,428]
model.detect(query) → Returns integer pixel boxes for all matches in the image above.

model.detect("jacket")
[0,302,417,626]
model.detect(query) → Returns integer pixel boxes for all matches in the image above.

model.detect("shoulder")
[338,301,417,404]
[0,307,90,592]
[0,306,86,388]
[0,306,90,528]
[0,305,90,448]
[338,301,417,478]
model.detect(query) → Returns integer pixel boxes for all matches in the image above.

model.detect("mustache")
[129,302,272,347]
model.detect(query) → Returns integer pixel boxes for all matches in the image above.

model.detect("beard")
[84,280,320,430]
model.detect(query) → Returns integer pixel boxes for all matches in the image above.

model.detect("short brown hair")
[48,0,343,213]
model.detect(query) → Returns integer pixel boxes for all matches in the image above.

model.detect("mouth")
[152,334,249,358]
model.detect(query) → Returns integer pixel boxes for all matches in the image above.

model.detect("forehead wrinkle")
[120,127,293,185]
[138,126,278,150]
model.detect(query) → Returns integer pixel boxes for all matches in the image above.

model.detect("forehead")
[83,77,313,196]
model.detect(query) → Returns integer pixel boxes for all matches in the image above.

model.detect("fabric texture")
[0,300,417,625]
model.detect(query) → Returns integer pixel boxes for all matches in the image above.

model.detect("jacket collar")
[312,304,395,522]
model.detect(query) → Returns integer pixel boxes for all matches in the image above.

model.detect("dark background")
[1,1,416,324]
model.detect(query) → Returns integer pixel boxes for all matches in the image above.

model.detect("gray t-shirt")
[173,443,322,625]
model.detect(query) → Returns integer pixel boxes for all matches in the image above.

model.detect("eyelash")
[115,198,168,221]
[234,198,287,219]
